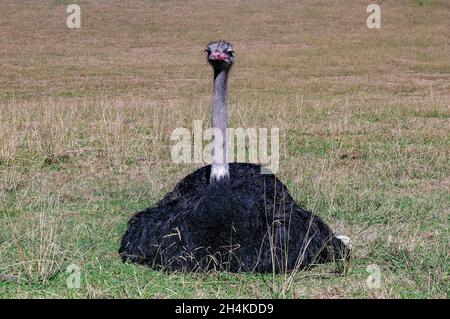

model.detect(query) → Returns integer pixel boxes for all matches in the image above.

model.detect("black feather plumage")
[119,163,348,273]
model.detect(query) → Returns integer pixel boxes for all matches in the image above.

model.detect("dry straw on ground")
[0,0,449,298]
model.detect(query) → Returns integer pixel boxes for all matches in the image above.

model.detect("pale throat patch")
[211,164,229,181]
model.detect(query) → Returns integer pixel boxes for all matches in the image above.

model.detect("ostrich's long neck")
[210,69,229,182]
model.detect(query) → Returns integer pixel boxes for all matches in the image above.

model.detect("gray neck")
[210,69,229,182]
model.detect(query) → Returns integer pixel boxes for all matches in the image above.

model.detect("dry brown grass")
[4,211,65,284]
[0,0,449,298]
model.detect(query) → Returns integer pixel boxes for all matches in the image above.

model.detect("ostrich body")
[119,41,349,272]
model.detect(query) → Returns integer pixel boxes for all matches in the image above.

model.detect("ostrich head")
[206,41,235,71]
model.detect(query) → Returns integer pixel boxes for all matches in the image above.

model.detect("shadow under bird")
[119,41,350,273]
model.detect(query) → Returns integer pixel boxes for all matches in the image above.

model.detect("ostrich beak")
[209,50,227,61]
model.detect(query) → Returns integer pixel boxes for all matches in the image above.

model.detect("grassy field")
[0,0,449,298]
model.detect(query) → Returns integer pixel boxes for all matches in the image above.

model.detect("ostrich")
[119,41,350,273]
